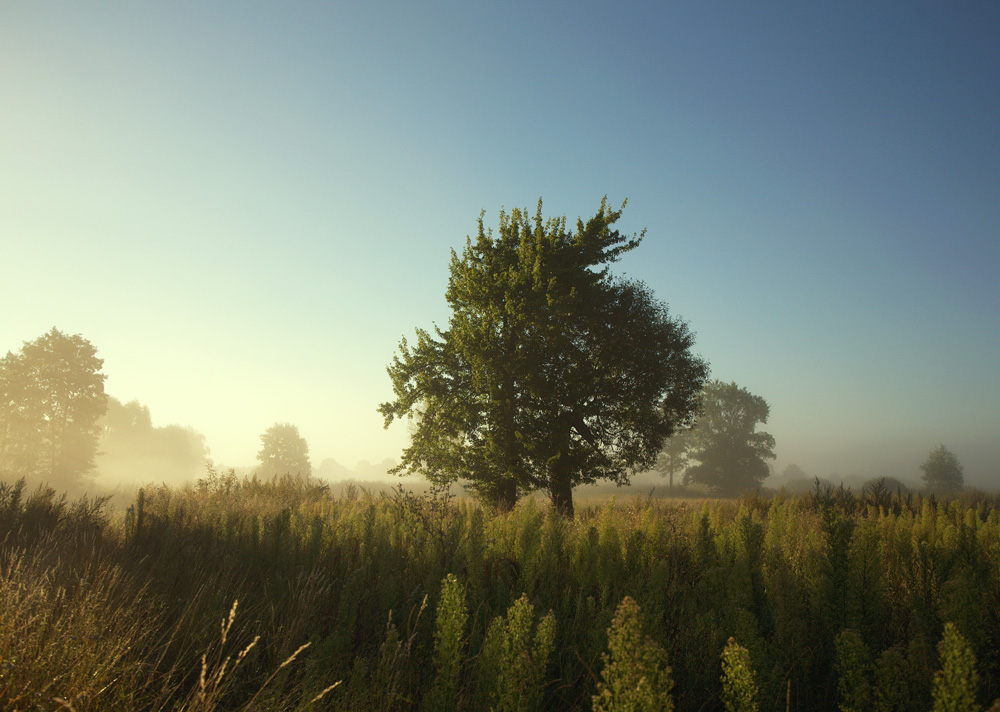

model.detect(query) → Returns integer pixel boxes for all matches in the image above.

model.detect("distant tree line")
[99,397,209,484]
[654,379,777,496]
[653,387,966,497]
[0,328,325,492]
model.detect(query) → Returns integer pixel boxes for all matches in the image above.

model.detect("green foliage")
[684,381,775,496]
[475,593,556,712]
[363,604,425,711]
[378,198,708,515]
[720,637,759,712]
[845,517,888,643]
[0,328,107,491]
[932,622,981,712]
[256,422,312,478]
[872,645,912,712]
[4,472,1000,710]
[834,629,872,712]
[593,596,674,712]
[921,445,964,494]
[424,574,467,712]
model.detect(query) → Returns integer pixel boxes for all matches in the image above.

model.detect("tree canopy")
[257,423,312,478]
[379,198,708,515]
[0,328,107,491]
[920,444,964,494]
[684,380,775,496]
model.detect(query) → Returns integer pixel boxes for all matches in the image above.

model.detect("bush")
[593,596,673,712]
[721,637,759,712]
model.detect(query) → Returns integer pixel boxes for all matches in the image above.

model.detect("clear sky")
[2,2,998,486]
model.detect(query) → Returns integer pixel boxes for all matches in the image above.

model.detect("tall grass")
[2,473,1000,710]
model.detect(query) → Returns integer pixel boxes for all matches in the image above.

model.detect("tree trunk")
[495,477,518,512]
[549,477,574,518]
[548,455,575,518]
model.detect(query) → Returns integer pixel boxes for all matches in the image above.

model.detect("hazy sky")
[2,2,998,485]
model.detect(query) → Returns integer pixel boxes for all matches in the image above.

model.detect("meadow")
[1,471,998,711]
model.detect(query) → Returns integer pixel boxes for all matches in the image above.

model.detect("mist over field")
[78,387,995,497]
[93,400,406,492]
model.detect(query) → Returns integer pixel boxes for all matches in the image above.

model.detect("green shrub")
[721,637,759,712]
[474,593,556,712]
[423,574,468,712]
[931,622,981,712]
[834,629,872,712]
[872,645,911,712]
[592,596,673,712]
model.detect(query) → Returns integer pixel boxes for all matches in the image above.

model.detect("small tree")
[0,328,107,491]
[256,423,311,478]
[873,645,912,712]
[781,463,807,481]
[920,445,964,494]
[684,381,775,496]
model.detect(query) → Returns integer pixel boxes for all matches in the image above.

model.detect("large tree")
[379,198,708,516]
[0,328,107,490]
[684,380,775,496]
[920,444,964,494]
[257,423,312,478]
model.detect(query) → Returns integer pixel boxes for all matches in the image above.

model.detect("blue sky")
[2,2,998,485]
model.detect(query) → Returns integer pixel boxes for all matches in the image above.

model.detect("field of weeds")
[2,472,999,711]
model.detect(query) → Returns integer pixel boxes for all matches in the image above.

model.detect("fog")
[90,399,405,492]
[314,457,398,483]
[2,383,994,499]
[84,394,998,497]
[766,436,1000,493]
[95,397,210,488]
